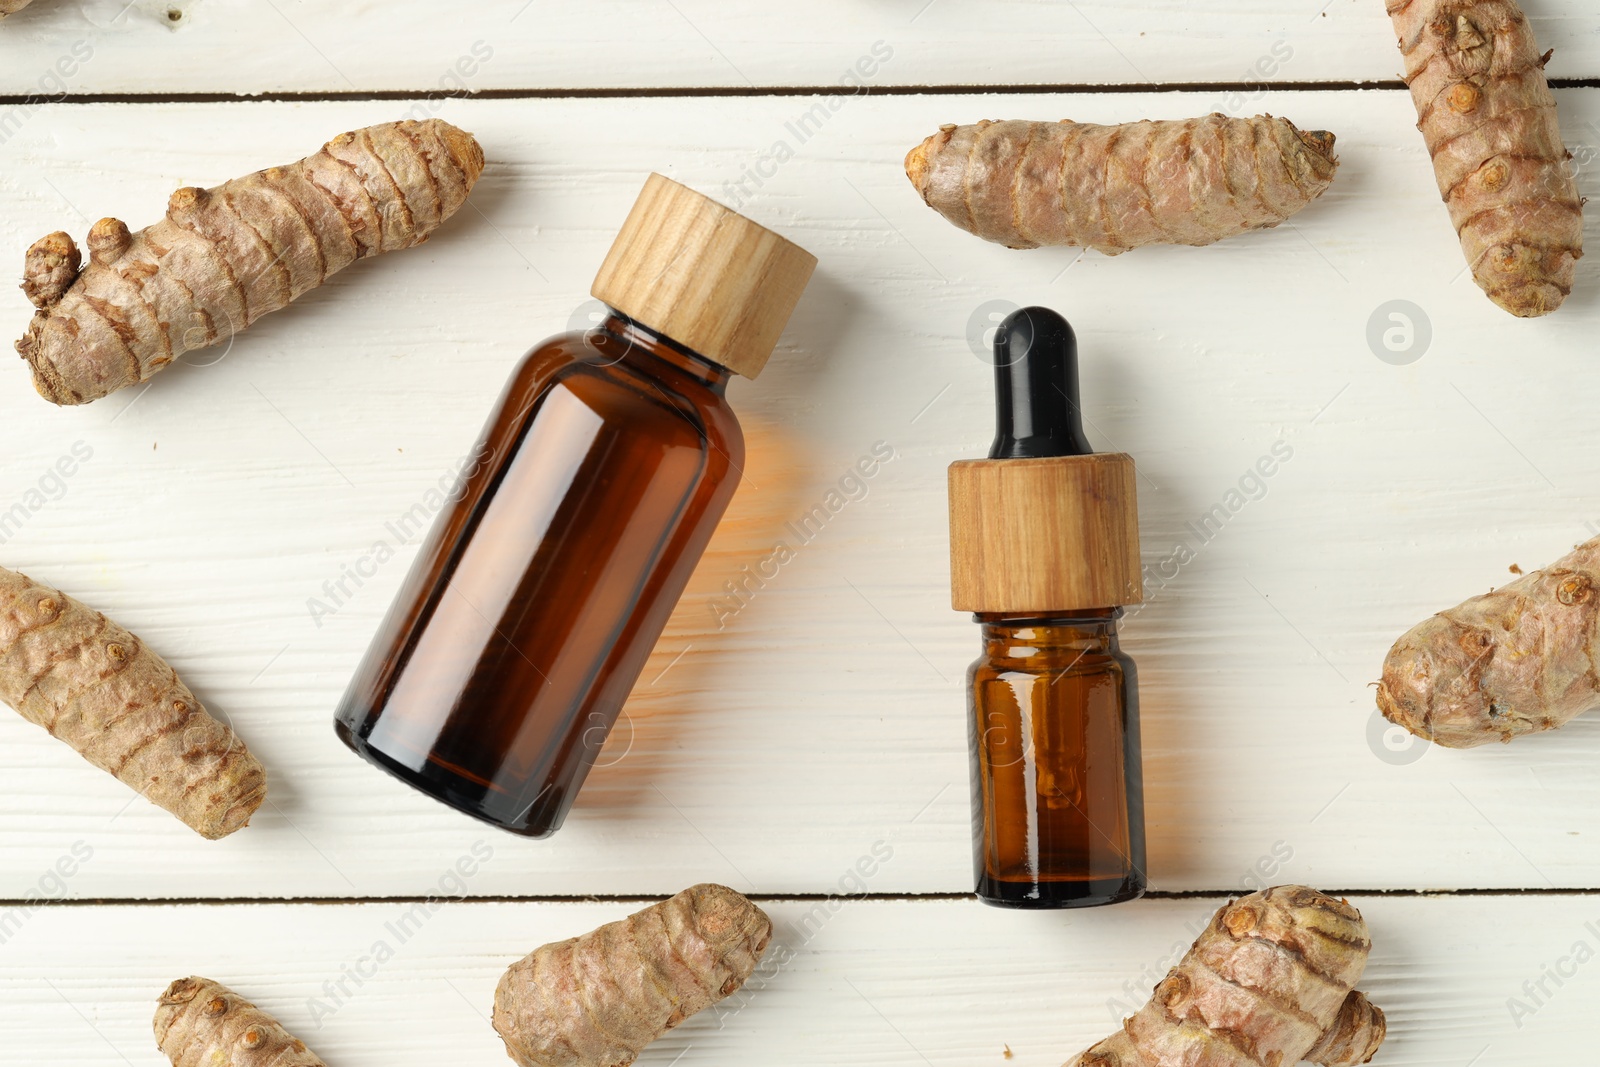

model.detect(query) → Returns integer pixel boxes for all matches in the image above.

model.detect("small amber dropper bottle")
[948,306,1146,908]
[333,174,817,837]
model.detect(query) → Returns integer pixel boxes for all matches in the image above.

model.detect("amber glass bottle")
[969,612,1144,907]
[948,307,1146,908]
[335,174,816,837]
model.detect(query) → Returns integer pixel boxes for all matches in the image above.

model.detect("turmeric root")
[1387,0,1583,317]
[1080,994,1385,1067]
[905,115,1339,253]
[493,883,772,1067]
[1308,991,1389,1067]
[0,565,265,838]
[16,118,486,405]
[1379,535,1600,747]
[1066,886,1385,1067]
[155,977,326,1067]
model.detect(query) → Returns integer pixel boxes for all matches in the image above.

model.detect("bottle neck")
[975,609,1122,659]
[595,310,733,394]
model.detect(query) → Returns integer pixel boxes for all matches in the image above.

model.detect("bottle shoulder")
[970,649,1127,681]
[507,330,744,459]
[969,629,1134,679]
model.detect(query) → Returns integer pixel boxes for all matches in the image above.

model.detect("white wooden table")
[2,2,1597,1064]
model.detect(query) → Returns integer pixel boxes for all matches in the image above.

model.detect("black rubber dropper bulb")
[988,306,1094,461]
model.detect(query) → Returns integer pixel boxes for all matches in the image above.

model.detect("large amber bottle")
[335,174,816,837]
[948,307,1146,908]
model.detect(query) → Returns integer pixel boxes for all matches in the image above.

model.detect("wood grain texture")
[0,92,1598,900]
[0,0,1598,94]
[949,454,1143,613]
[0,896,1590,1065]
[592,172,817,379]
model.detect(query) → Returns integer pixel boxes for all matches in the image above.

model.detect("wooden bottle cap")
[592,173,818,379]
[949,453,1143,614]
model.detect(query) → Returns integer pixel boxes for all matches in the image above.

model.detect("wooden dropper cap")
[592,173,818,379]
[949,308,1143,615]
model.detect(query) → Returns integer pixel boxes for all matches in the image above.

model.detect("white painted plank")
[0,0,1598,94]
[0,896,1588,1065]
[0,92,1599,899]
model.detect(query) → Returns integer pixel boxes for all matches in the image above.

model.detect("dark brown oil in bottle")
[969,610,1145,906]
[335,313,741,836]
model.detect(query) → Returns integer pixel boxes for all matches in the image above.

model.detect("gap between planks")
[0,80,1420,107]
[7,78,1600,107]
[6,887,1600,909]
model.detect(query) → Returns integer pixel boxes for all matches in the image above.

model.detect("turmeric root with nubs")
[16,118,485,405]
[156,977,326,1067]
[1387,0,1583,317]
[0,565,265,838]
[1380,535,1600,747]
[905,114,1339,253]
[1067,886,1385,1067]
[1308,990,1389,1067]
[493,883,772,1067]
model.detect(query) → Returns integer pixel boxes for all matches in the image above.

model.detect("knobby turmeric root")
[493,883,772,1067]
[1066,887,1385,1067]
[1308,990,1389,1067]
[16,118,486,405]
[905,114,1339,253]
[1379,536,1600,747]
[0,566,265,838]
[1387,0,1584,317]
[156,977,326,1067]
